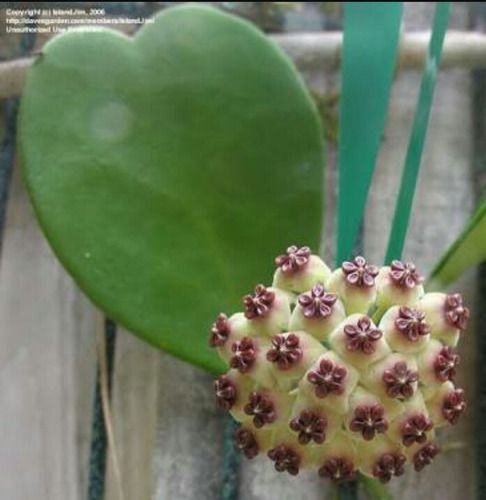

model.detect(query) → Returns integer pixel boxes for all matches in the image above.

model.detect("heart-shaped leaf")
[428,197,486,289]
[19,5,324,374]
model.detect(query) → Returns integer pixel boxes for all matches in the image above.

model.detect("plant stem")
[360,475,393,500]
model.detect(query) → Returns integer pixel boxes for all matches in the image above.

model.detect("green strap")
[337,2,403,264]
[385,3,451,263]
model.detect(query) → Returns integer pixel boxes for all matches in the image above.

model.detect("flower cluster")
[210,246,468,483]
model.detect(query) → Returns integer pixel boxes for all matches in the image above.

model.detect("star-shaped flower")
[344,316,383,354]
[373,453,406,483]
[342,256,379,287]
[266,334,302,370]
[298,284,337,319]
[209,313,230,347]
[442,388,466,425]
[444,293,470,330]
[389,260,423,288]
[268,445,301,475]
[307,358,347,398]
[318,457,357,482]
[434,346,460,382]
[349,404,388,440]
[275,245,311,273]
[395,307,430,341]
[382,361,418,399]
[243,284,275,319]
[289,410,327,445]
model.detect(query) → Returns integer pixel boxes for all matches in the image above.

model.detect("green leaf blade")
[19,5,324,374]
[385,2,451,263]
[428,197,486,289]
[337,2,403,263]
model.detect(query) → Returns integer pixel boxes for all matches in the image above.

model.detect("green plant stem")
[360,474,393,500]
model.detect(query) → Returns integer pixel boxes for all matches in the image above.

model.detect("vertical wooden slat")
[105,332,225,500]
[105,329,160,500]
[0,164,98,499]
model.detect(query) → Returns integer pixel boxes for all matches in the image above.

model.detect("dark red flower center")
[442,388,466,425]
[413,443,440,471]
[214,375,236,411]
[275,245,311,273]
[289,409,327,445]
[244,392,277,428]
[395,306,430,341]
[243,284,275,319]
[382,361,418,400]
[349,404,388,440]
[298,284,337,319]
[342,256,379,287]
[307,358,347,398]
[373,453,406,483]
[266,333,303,370]
[230,337,257,373]
[209,313,231,347]
[233,427,259,459]
[444,293,470,330]
[344,316,383,354]
[318,457,357,482]
[389,260,423,288]
[400,414,433,447]
[268,445,301,475]
[434,346,460,382]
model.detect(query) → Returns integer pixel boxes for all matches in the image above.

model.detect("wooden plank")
[105,330,226,500]
[0,164,98,499]
[105,329,160,500]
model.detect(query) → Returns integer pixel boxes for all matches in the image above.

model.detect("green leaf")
[428,197,486,289]
[385,2,451,263]
[19,5,324,374]
[337,2,403,263]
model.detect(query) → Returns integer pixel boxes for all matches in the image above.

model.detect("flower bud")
[209,312,251,363]
[357,435,406,483]
[265,331,325,389]
[213,370,255,422]
[243,387,295,429]
[417,339,460,400]
[375,261,424,310]
[272,246,331,295]
[362,353,419,402]
[233,423,275,459]
[329,314,390,370]
[419,292,470,347]
[387,394,433,447]
[229,336,274,387]
[379,305,430,354]
[405,439,440,472]
[326,256,379,314]
[267,426,318,475]
[346,387,400,441]
[317,432,358,482]
[288,392,342,445]
[300,351,359,414]
[243,285,291,337]
[426,381,466,428]
[289,284,346,341]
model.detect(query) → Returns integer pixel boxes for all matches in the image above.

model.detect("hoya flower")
[327,256,379,314]
[376,260,425,310]
[209,246,467,482]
